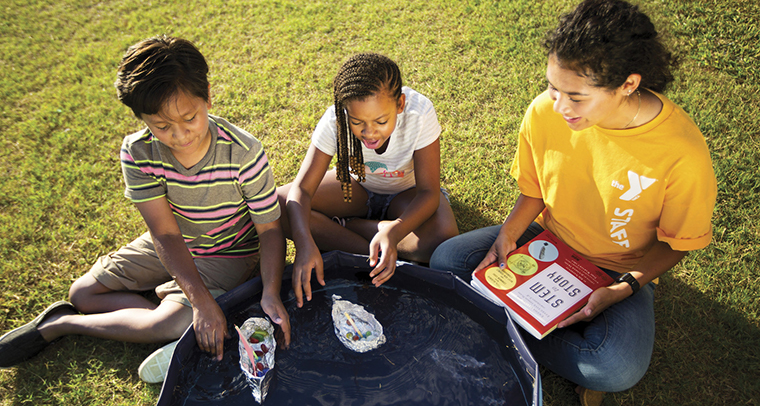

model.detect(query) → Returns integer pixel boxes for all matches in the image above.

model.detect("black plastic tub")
[156,251,542,406]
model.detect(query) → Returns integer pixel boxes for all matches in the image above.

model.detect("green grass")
[1,0,758,404]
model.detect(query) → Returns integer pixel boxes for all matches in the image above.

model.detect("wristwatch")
[616,272,640,295]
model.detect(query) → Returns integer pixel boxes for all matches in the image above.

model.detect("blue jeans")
[430,224,655,392]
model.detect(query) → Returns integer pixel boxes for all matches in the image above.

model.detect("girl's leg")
[279,170,372,253]
[347,188,459,263]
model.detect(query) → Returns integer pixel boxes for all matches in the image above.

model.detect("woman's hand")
[558,241,688,328]
[557,283,632,328]
[474,230,518,272]
[475,194,545,272]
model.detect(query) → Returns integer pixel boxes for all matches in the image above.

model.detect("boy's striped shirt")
[120,115,280,258]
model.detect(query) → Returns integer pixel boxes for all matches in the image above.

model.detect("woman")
[430,1,716,405]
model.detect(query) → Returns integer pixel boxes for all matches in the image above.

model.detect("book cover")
[470,230,614,340]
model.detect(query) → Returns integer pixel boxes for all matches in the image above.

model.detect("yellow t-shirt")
[510,90,717,272]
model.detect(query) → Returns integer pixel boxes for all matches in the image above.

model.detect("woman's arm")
[559,240,687,328]
[285,144,332,307]
[135,197,229,360]
[474,193,546,272]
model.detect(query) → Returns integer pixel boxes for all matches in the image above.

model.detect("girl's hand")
[260,290,291,348]
[474,230,518,272]
[557,283,631,328]
[291,241,325,308]
[368,224,399,287]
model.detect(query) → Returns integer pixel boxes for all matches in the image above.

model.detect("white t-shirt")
[311,87,442,194]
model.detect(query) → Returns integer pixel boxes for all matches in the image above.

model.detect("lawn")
[1,0,758,405]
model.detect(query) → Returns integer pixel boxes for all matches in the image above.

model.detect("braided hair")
[333,53,403,202]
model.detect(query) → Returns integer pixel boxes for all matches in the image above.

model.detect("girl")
[430,1,716,405]
[278,53,459,307]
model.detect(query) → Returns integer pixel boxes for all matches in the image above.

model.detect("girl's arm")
[558,241,687,328]
[474,193,546,272]
[253,217,291,347]
[285,144,332,307]
[135,196,229,361]
[368,139,443,285]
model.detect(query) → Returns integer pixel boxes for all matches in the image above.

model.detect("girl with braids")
[278,53,458,307]
[431,1,716,405]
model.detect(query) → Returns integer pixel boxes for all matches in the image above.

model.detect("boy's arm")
[135,197,229,360]
[252,217,291,347]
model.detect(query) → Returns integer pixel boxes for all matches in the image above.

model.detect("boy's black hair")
[544,0,676,92]
[115,35,209,118]
[332,52,402,202]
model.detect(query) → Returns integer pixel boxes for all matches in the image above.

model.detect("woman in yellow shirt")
[431,1,717,405]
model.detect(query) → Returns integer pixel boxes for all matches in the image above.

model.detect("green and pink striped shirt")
[120,115,280,258]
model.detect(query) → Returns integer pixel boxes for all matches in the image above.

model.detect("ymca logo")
[611,171,657,201]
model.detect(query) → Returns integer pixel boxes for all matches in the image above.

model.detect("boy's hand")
[292,242,325,308]
[134,197,233,361]
[192,298,230,361]
[261,291,291,348]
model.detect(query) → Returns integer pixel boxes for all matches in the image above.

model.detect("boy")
[0,36,291,382]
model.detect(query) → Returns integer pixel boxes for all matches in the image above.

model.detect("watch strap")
[617,272,640,295]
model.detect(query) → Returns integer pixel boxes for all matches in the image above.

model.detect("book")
[470,230,614,340]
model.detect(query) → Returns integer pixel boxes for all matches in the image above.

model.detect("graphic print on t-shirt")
[617,170,657,202]
[608,170,658,248]
[365,161,405,178]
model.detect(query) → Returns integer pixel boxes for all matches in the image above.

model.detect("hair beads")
[333,53,402,202]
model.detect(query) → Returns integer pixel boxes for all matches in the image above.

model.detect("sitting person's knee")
[149,317,189,341]
[68,274,106,312]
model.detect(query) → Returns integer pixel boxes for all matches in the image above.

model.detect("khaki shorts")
[89,233,259,307]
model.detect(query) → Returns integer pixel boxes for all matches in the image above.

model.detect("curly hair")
[332,53,403,202]
[544,0,676,92]
[115,35,209,118]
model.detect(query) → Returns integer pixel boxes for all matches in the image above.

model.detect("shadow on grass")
[449,197,501,234]
[540,276,759,406]
[5,337,162,406]
[641,276,759,405]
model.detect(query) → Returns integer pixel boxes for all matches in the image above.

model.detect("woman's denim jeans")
[430,224,655,392]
